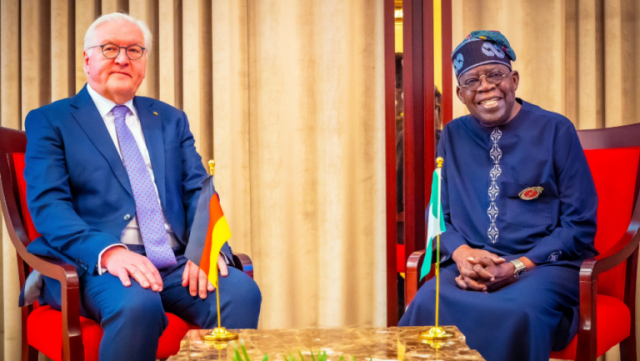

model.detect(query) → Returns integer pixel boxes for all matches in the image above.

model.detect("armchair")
[0,126,254,361]
[405,122,640,361]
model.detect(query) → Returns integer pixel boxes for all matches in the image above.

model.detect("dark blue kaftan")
[399,100,598,361]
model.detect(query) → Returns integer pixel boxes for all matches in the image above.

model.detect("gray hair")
[84,12,152,55]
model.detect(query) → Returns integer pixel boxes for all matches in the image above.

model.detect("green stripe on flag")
[420,169,446,280]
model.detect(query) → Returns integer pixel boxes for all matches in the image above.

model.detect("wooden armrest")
[575,230,640,360]
[1,178,84,360]
[0,203,83,360]
[233,253,254,279]
[405,250,424,308]
[582,231,640,280]
[21,253,84,361]
[405,249,439,308]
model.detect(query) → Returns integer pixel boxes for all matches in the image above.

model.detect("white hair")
[84,12,152,55]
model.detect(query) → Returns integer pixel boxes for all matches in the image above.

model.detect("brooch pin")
[519,186,543,200]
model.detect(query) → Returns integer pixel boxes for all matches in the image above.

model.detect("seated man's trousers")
[41,247,262,361]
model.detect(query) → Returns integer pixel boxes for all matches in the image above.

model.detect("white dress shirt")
[87,85,179,274]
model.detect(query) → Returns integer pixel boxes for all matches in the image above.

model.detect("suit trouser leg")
[158,255,262,329]
[44,267,168,361]
[42,254,261,360]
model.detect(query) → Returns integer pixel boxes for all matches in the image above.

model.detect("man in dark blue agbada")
[399,31,598,361]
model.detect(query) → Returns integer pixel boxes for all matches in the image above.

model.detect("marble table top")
[168,326,485,361]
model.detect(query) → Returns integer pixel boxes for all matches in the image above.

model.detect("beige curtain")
[0,0,386,359]
[452,0,640,129]
[452,1,640,360]
[213,1,386,329]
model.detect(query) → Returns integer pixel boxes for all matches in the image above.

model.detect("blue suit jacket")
[24,85,232,277]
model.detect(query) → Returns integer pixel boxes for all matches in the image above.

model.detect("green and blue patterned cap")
[452,30,516,79]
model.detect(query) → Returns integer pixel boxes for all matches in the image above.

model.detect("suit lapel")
[70,86,133,197]
[135,97,167,209]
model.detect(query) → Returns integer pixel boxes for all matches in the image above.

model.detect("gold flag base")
[419,326,453,340]
[421,338,446,350]
[202,327,239,341]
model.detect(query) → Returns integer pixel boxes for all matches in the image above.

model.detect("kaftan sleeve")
[436,127,470,261]
[523,121,598,265]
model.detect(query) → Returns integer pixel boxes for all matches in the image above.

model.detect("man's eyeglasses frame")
[87,43,146,60]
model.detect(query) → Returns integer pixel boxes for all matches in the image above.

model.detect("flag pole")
[209,160,223,330]
[202,160,238,342]
[421,158,452,343]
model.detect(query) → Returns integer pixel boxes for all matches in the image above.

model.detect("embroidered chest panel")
[487,128,502,243]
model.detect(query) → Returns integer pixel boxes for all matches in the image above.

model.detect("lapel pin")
[153,112,158,116]
[519,186,543,200]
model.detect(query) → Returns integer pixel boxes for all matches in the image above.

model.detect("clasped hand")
[101,247,228,299]
[451,245,515,292]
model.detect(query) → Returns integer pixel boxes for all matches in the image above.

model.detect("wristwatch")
[510,259,527,278]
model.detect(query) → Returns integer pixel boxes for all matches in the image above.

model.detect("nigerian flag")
[421,167,446,280]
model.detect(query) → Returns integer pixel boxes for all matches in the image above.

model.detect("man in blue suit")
[24,13,261,361]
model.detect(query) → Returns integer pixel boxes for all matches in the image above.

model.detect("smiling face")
[456,64,520,127]
[84,21,146,104]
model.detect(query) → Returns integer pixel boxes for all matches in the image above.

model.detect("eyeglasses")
[87,43,146,60]
[460,72,509,91]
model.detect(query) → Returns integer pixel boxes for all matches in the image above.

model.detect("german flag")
[185,175,232,287]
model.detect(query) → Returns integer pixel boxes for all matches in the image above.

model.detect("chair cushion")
[27,305,193,361]
[550,294,630,360]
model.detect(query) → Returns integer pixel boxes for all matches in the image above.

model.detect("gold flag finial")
[208,160,215,176]
[436,157,444,168]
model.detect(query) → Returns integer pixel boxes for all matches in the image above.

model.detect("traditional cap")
[452,30,516,79]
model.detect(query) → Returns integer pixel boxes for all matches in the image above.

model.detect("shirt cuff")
[97,244,129,275]
[439,231,468,263]
[220,251,232,266]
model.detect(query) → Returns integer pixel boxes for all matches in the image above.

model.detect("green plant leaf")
[240,342,252,361]
[310,350,316,361]
[232,343,243,361]
[299,350,306,361]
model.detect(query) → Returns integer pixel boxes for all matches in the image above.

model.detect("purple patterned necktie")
[112,105,176,268]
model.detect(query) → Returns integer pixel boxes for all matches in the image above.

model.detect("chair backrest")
[578,123,640,301]
[0,127,36,291]
[12,153,42,241]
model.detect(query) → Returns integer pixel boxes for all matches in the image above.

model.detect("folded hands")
[451,245,527,292]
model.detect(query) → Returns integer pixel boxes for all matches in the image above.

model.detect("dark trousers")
[42,247,261,361]
[399,262,580,361]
